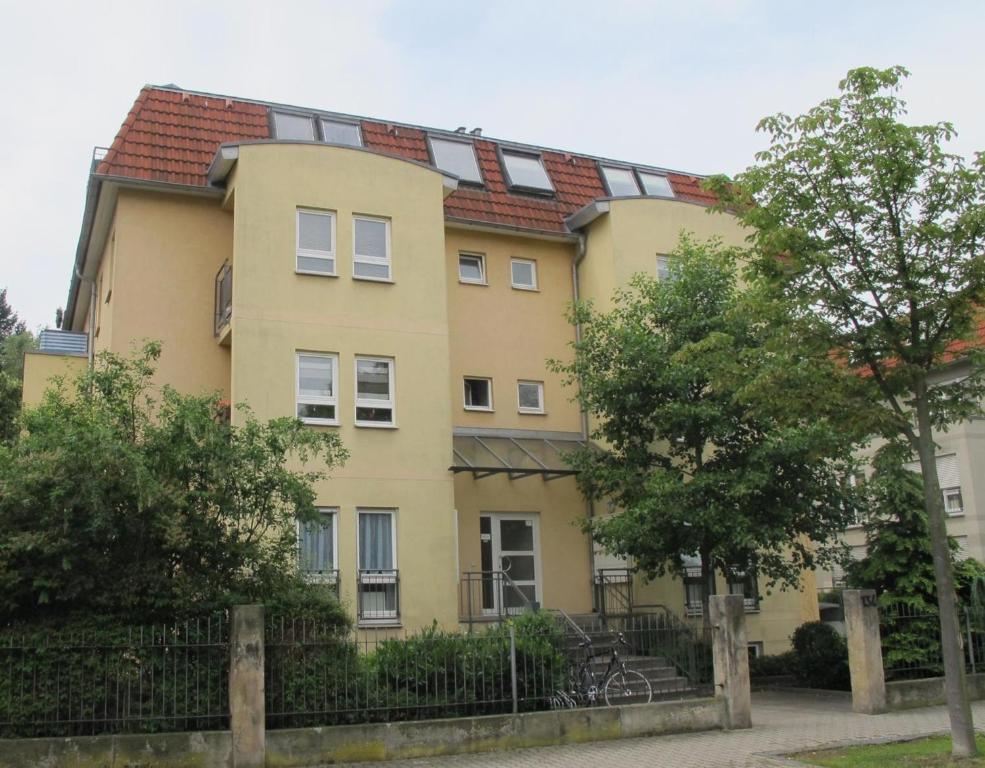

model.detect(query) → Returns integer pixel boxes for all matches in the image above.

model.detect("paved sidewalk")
[333,691,985,767]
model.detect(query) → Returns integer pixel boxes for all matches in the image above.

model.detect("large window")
[296,352,339,425]
[358,510,398,621]
[296,209,336,275]
[298,508,338,582]
[601,166,640,197]
[355,356,395,427]
[429,137,483,184]
[273,112,315,140]
[510,258,538,290]
[727,566,759,612]
[501,151,553,193]
[464,377,493,411]
[639,171,675,198]
[353,216,391,281]
[517,380,544,414]
[320,118,362,147]
[458,253,486,285]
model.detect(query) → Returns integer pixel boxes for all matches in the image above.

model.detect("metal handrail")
[459,570,536,630]
[550,607,591,644]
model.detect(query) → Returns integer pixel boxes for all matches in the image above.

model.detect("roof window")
[429,137,482,184]
[601,166,640,197]
[501,151,553,193]
[639,171,675,198]
[272,112,315,141]
[320,118,362,147]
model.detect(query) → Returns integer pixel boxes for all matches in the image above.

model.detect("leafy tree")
[0,342,349,622]
[551,235,862,625]
[0,289,25,339]
[710,65,985,755]
[0,289,34,442]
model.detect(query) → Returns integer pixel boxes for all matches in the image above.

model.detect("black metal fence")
[0,615,229,738]
[880,601,985,681]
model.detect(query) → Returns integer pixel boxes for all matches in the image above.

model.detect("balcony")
[214,262,232,344]
[357,569,400,625]
[458,570,536,629]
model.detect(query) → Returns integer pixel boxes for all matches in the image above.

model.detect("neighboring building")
[23,85,817,652]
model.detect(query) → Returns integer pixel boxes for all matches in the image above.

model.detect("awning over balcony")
[450,432,583,480]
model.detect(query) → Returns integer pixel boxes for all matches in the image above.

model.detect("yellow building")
[24,86,817,653]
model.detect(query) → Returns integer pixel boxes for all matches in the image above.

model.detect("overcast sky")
[1,0,983,331]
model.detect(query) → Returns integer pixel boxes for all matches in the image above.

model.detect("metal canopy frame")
[450,436,581,480]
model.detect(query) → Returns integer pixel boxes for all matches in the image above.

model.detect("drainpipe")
[75,267,96,369]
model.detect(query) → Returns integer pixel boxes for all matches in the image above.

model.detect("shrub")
[790,621,850,690]
[749,650,795,678]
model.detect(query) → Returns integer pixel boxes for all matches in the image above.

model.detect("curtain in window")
[359,513,393,571]
[300,514,333,572]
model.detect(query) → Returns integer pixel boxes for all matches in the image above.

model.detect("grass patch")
[794,734,985,767]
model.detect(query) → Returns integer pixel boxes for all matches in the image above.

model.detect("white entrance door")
[481,513,541,614]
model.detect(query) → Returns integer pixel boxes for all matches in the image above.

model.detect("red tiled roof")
[97,86,716,232]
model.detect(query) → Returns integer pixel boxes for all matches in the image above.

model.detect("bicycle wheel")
[603,669,652,706]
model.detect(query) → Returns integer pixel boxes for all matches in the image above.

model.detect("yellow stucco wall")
[227,143,458,632]
[21,352,88,406]
[445,229,581,433]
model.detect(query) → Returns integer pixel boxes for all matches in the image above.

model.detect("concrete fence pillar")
[230,605,265,768]
[843,589,887,714]
[710,594,752,729]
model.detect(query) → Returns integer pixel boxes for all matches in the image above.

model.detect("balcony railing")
[356,569,399,624]
[459,570,536,630]
[214,262,232,337]
[301,568,340,599]
[594,567,635,619]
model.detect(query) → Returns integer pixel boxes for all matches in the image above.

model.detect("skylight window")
[501,151,553,192]
[321,119,362,147]
[601,166,640,197]
[273,112,315,141]
[639,172,675,198]
[429,137,482,184]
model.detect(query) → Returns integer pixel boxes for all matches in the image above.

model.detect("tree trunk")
[913,390,977,757]
[700,543,717,632]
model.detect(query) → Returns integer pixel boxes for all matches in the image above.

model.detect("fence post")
[710,594,751,729]
[509,623,518,714]
[843,589,886,714]
[230,605,265,768]
[966,610,976,675]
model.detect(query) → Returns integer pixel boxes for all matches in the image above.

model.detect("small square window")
[511,258,538,291]
[273,112,315,141]
[944,487,964,516]
[601,166,640,197]
[429,137,483,184]
[639,172,675,198]
[517,381,544,414]
[353,216,391,281]
[297,209,336,275]
[458,253,486,284]
[320,118,362,147]
[464,377,493,411]
[355,356,395,427]
[297,352,339,425]
[502,151,553,192]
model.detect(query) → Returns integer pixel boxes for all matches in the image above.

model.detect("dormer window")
[272,112,315,141]
[429,137,482,184]
[501,151,553,193]
[601,166,640,197]
[639,172,675,198]
[321,119,362,147]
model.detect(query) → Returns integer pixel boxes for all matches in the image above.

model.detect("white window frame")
[501,150,554,193]
[354,355,396,428]
[352,215,392,282]
[638,171,675,198]
[944,486,964,516]
[458,252,487,285]
[510,258,538,291]
[656,254,672,282]
[297,507,339,583]
[296,352,339,426]
[464,377,494,412]
[600,165,640,197]
[428,136,483,184]
[517,380,545,414]
[320,118,362,147]
[296,209,337,276]
[272,111,315,141]
[357,508,398,623]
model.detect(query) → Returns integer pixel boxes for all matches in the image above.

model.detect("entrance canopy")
[451,434,583,480]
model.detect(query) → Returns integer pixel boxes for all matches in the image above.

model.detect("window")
[517,381,544,414]
[298,508,337,581]
[682,556,704,617]
[501,151,553,192]
[601,166,640,197]
[296,209,335,275]
[355,356,395,426]
[747,642,764,660]
[906,454,963,517]
[510,258,538,291]
[353,216,391,281]
[639,171,675,198]
[727,566,759,612]
[656,254,672,282]
[273,112,315,140]
[320,118,362,147]
[464,377,493,411]
[429,137,482,184]
[358,509,398,621]
[458,253,486,284]
[944,487,964,516]
[296,353,339,425]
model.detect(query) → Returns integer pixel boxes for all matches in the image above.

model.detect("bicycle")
[552,631,652,708]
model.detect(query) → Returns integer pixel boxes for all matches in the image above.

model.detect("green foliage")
[790,621,850,690]
[0,342,349,623]
[749,650,796,679]
[0,288,34,442]
[550,234,863,609]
